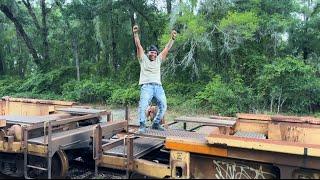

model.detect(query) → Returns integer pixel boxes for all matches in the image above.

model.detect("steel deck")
[0,114,71,124]
[137,128,206,140]
[56,108,108,115]
[234,131,267,139]
[174,116,236,127]
[103,137,163,158]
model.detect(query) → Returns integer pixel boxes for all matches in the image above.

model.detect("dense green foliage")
[0,0,319,116]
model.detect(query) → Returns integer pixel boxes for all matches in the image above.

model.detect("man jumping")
[132,25,177,133]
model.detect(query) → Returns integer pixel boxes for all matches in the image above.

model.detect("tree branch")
[0,4,42,66]
[21,0,41,31]
[40,0,49,63]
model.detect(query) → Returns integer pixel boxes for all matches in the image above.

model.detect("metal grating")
[174,116,236,127]
[140,128,206,140]
[104,137,163,158]
[234,131,266,139]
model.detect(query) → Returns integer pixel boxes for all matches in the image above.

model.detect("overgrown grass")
[0,68,319,117]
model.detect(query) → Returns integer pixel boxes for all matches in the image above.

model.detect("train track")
[67,160,126,179]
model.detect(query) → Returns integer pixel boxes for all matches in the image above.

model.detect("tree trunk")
[0,4,42,68]
[109,2,118,73]
[166,0,172,14]
[22,0,41,31]
[270,95,274,113]
[72,35,80,81]
[41,0,49,68]
[0,47,4,75]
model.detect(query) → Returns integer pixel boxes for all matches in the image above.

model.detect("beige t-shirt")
[138,54,162,85]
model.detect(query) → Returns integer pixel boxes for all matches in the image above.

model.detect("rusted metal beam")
[93,124,102,176]
[206,134,320,157]
[227,147,320,170]
[2,96,76,106]
[126,136,134,178]
[102,139,124,151]
[272,115,320,125]
[236,113,272,121]
[174,116,236,127]
[27,121,126,154]
[210,115,236,120]
[56,108,110,116]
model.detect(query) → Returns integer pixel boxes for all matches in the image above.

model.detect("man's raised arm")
[133,25,144,59]
[159,30,177,61]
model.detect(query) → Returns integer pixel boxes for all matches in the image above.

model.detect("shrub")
[109,84,140,105]
[19,67,76,94]
[62,79,115,103]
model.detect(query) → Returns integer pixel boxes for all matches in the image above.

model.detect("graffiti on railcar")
[213,160,277,179]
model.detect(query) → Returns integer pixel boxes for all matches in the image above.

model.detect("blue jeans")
[138,83,167,125]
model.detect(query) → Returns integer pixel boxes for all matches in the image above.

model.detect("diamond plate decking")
[137,128,206,140]
[234,131,266,139]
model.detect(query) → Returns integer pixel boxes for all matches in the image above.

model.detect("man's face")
[147,51,158,61]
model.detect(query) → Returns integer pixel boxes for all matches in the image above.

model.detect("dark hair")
[148,45,159,54]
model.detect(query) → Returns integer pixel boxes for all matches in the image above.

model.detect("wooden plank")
[0,119,5,127]
[174,116,236,127]
[236,113,272,121]
[206,135,320,157]
[165,137,228,157]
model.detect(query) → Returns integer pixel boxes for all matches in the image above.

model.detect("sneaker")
[138,123,146,133]
[151,123,165,131]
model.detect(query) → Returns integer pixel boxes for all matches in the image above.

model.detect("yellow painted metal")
[170,150,190,179]
[100,155,126,169]
[134,159,171,178]
[206,135,320,157]
[0,140,47,156]
[165,137,227,157]
[0,119,5,127]
[0,141,22,153]
[100,155,171,178]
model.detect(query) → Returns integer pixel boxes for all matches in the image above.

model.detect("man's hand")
[159,30,177,61]
[133,25,139,34]
[133,25,144,59]
[171,30,177,40]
